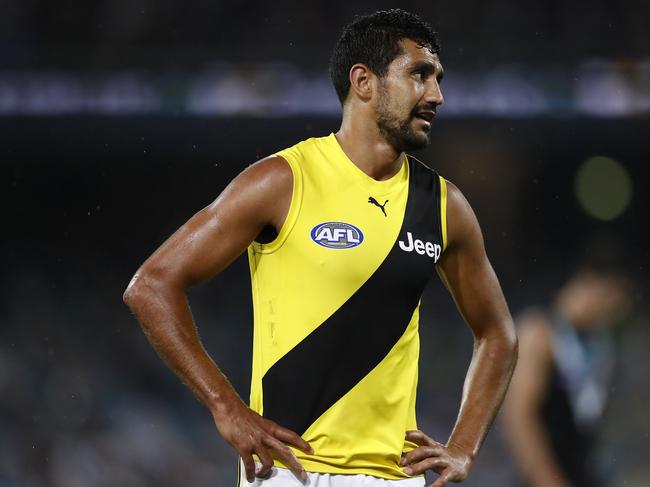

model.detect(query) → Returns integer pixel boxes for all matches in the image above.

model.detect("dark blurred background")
[1,1,649,486]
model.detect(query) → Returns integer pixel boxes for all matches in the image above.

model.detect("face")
[567,273,632,329]
[584,276,631,327]
[375,39,444,152]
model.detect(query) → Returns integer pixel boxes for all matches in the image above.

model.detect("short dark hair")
[329,9,441,105]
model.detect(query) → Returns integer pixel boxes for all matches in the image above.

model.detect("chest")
[284,172,442,293]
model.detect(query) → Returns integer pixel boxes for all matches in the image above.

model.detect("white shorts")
[237,459,426,487]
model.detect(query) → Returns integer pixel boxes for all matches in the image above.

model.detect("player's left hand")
[400,430,473,487]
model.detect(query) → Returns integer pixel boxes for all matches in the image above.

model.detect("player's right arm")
[122,155,312,483]
[502,311,571,487]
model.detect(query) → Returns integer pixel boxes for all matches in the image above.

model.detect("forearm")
[447,327,517,459]
[123,272,241,413]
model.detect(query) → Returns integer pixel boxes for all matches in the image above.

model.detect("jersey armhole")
[439,175,448,251]
[249,152,303,254]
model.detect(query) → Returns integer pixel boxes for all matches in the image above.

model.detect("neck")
[335,109,405,181]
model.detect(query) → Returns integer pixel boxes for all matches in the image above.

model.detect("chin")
[380,119,431,153]
[402,132,430,151]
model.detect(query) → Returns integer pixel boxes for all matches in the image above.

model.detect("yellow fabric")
[246,133,425,479]
[439,176,448,251]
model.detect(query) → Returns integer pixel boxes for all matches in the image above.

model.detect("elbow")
[506,332,519,381]
[504,320,519,366]
[506,322,519,354]
[123,267,162,309]
[479,319,518,351]
[123,270,146,308]
[481,319,518,367]
[123,264,184,309]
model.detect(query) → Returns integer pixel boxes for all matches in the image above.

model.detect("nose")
[425,77,444,106]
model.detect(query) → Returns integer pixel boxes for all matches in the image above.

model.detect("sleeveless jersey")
[246,133,448,480]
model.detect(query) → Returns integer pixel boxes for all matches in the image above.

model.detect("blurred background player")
[503,266,633,487]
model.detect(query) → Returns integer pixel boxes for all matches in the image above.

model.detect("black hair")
[329,9,441,105]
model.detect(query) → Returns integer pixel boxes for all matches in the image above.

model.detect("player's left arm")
[401,179,518,487]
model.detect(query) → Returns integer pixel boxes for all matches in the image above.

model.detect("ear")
[348,63,375,102]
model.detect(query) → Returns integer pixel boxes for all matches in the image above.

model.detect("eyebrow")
[409,60,444,80]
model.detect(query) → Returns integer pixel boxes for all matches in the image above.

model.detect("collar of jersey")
[326,133,409,192]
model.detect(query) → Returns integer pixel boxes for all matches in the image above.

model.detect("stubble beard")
[376,87,431,153]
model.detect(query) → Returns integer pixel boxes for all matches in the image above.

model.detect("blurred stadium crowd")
[2,0,649,67]
[2,1,649,486]
[1,0,650,117]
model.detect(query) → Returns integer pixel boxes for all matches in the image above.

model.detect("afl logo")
[310,222,364,249]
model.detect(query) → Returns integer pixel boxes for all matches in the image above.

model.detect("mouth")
[413,111,435,132]
[414,111,435,123]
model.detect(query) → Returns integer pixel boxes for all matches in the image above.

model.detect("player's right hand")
[211,397,313,483]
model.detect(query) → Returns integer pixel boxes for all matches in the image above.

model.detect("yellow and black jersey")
[246,133,448,480]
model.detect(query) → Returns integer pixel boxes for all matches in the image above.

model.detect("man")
[503,267,631,487]
[123,9,517,487]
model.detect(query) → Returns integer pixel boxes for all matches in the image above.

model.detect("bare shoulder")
[442,178,482,250]
[248,154,293,181]
[218,154,294,240]
[444,179,472,216]
[214,155,293,221]
[232,154,293,197]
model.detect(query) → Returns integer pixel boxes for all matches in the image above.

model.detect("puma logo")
[368,196,388,217]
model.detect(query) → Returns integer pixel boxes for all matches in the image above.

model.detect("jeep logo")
[398,231,441,262]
